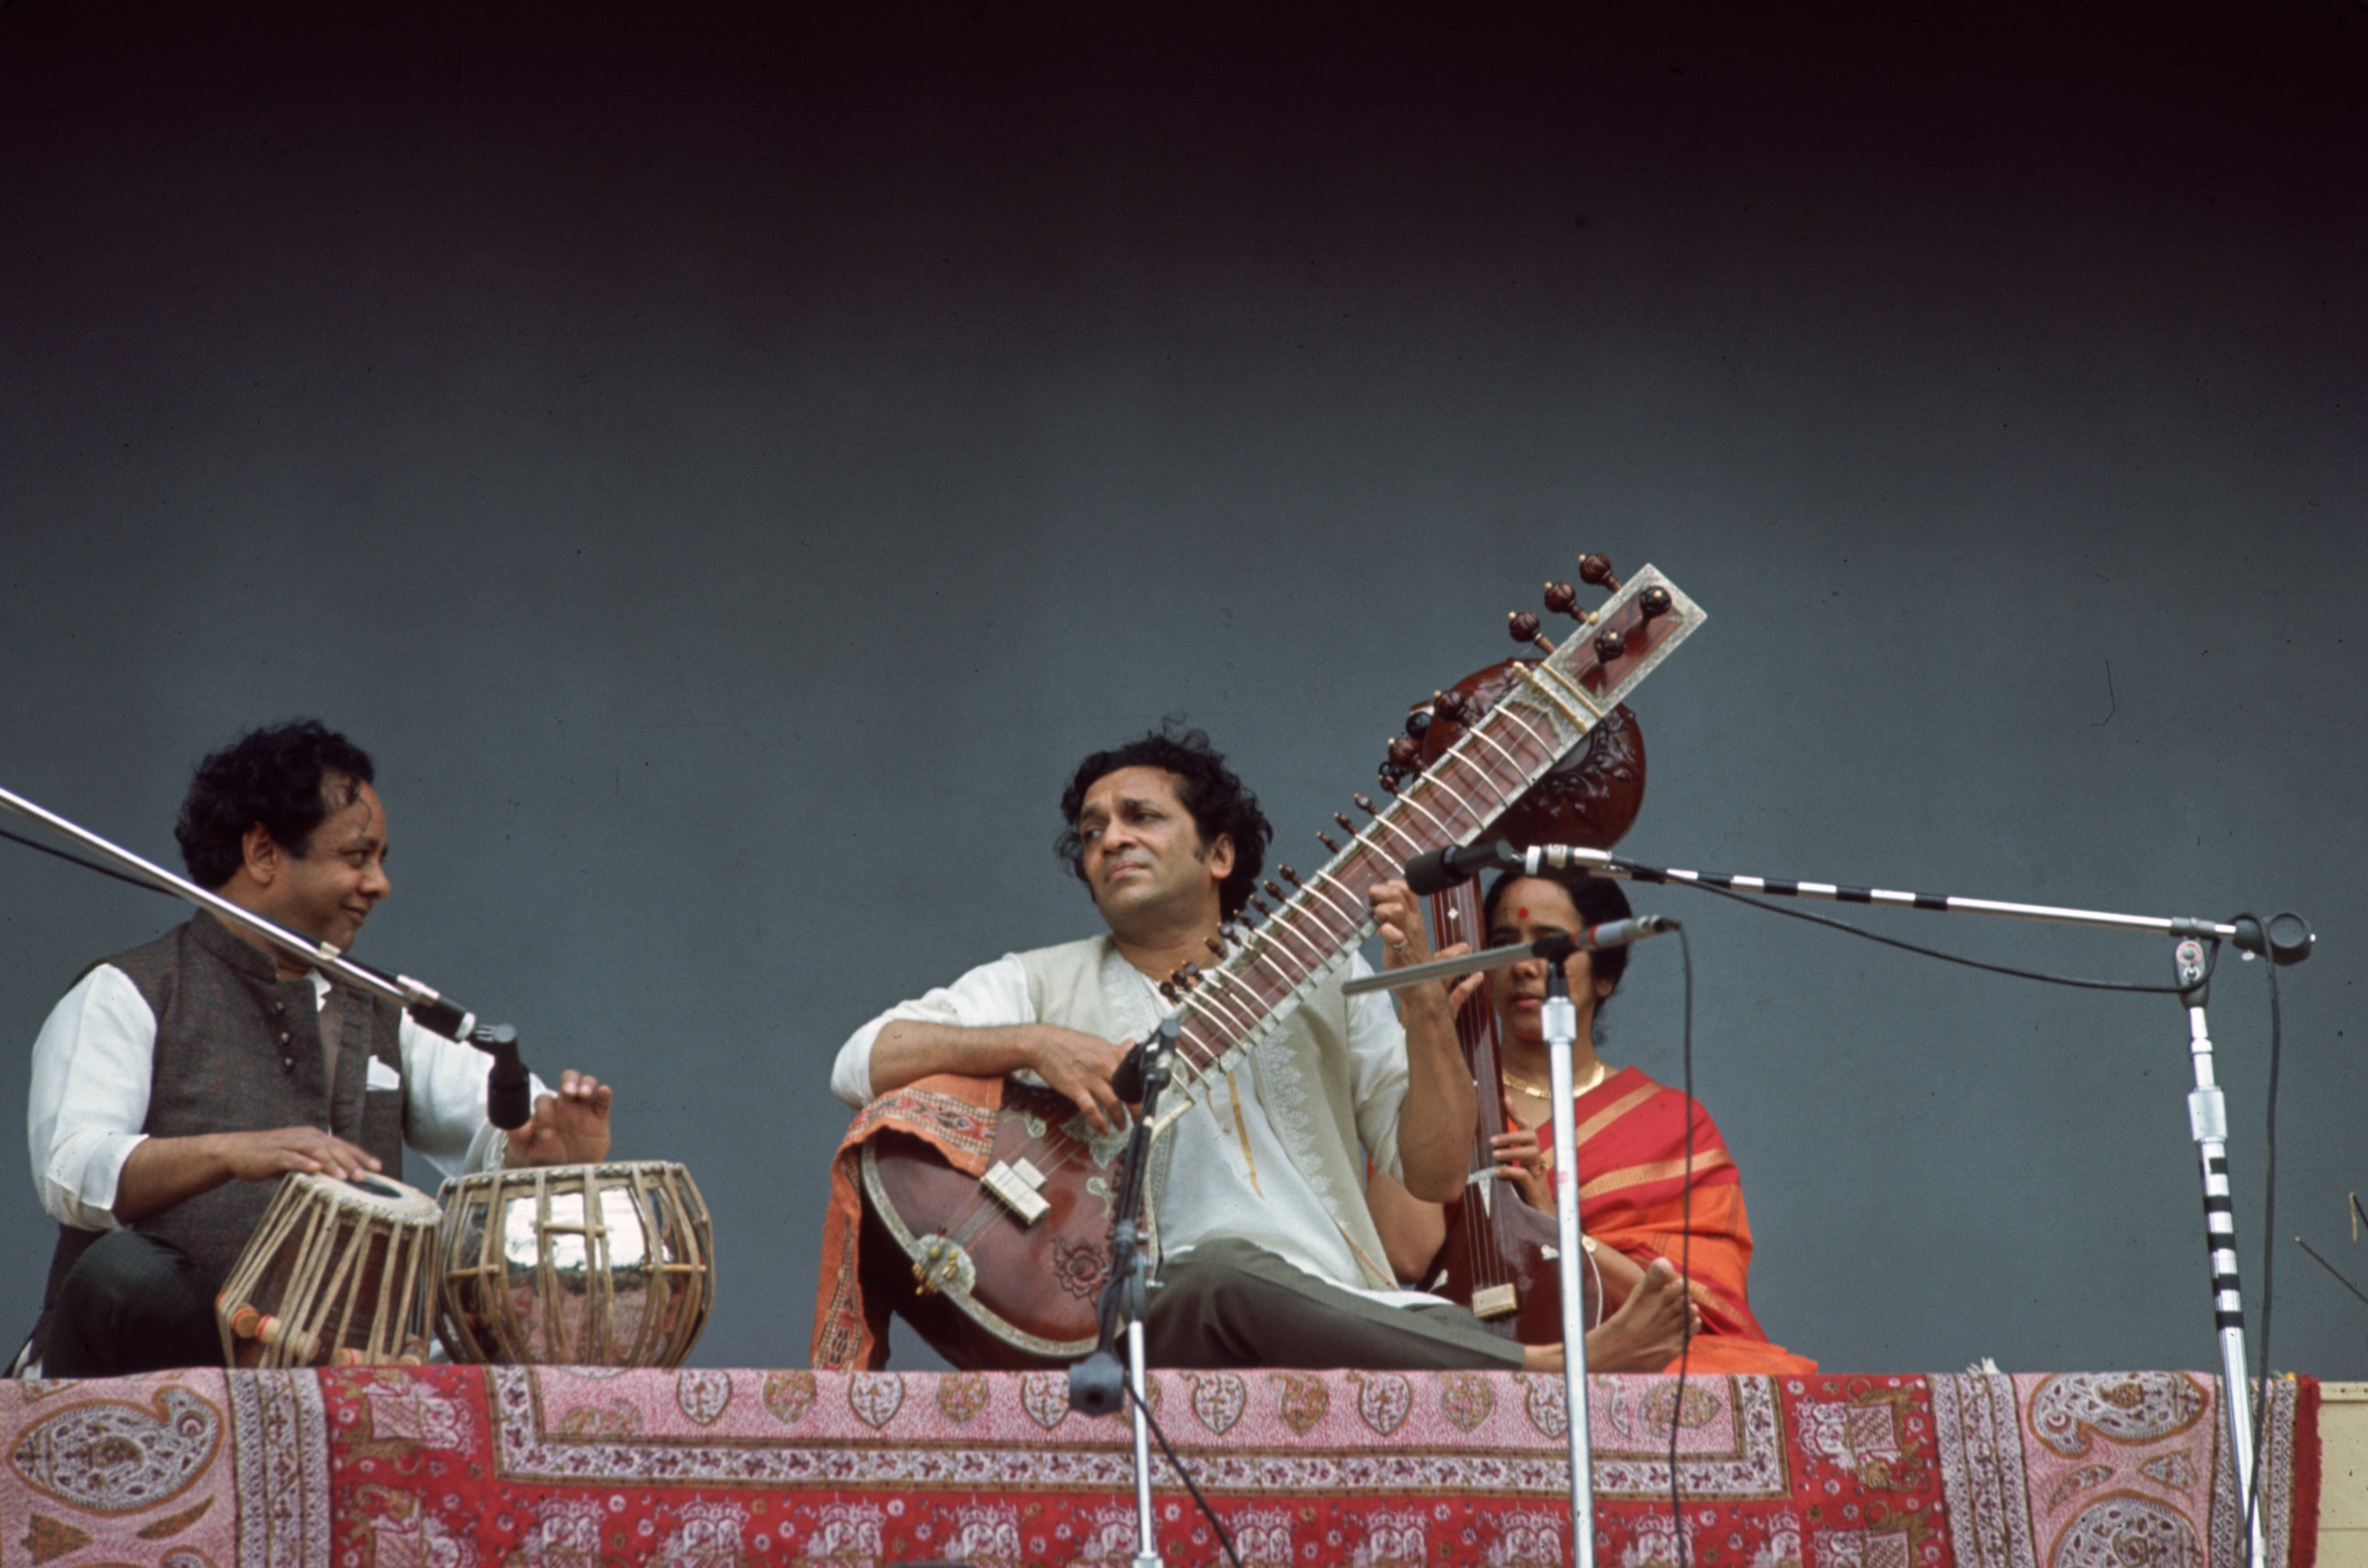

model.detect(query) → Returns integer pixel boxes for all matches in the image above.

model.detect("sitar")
[859,564,1705,1369]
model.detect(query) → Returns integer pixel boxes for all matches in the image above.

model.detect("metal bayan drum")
[215,1171,442,1368]
[436,1161,713,1367]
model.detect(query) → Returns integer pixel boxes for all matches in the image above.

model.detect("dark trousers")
[1143,1237,1525,1370]
[40,1230,222,1377]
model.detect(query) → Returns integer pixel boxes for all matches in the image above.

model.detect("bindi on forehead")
[1516,906,1528,921]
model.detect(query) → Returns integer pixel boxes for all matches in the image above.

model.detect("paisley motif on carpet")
[0,1367,2318,1568]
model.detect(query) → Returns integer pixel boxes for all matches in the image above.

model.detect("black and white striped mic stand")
[1497,841,2312,1568]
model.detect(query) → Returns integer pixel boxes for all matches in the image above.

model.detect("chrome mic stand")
[1351,928,1674,1568]
[1067,1015,1181,1568]
[0,781,537,1129]
[1505,840,2315,1568]
[1539,953,1601,1568]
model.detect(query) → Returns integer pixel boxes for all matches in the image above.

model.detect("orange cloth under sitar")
[809,1073,1003,1372]
[1538,1064,1816,1376]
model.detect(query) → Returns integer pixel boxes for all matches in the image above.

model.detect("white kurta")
[833,947,1443,1308]
[29,964,541,1231]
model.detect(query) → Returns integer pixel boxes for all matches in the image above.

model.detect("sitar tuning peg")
[1206,935,1228,958]
[1159,980,1181,1002]
[1278,865,1301,885]
[1386,736,1420,768]
[1317,830,1341,853]
[1509,610,1556,655]
[1353,793,1380,816]
[1432,689,1472,724]
[1544,580,1600,626]
[1402,708,1431,740]
[1262,879,1286,902]
[1334,811,1357,834]
[1638,585,1672,621]
[1251,892,1275,915]
[1594,627,1626,661]
[1577,553,1622,592]
[1378,769,1402,794]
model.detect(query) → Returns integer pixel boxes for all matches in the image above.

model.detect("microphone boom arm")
[1342,921,1679,996]
[0,782,536,1129]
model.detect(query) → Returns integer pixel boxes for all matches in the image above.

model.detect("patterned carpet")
[0,1367,2319,1568]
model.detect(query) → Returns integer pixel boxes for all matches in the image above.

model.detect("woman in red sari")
[1370,868,1814,1376]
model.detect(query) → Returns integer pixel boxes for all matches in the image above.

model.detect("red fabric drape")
[1538,1065,1816,1375]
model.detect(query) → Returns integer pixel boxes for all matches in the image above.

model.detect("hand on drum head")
[215,1126,383,1184]
[505,1069,614,1167]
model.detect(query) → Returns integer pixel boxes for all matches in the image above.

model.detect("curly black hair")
[1055,727,1271,919]
[1480,864,1636,996]
[175,720,377,890]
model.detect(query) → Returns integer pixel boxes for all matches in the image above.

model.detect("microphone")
[1575,914,1681,950]
[1404,840,1619,895]
[1404,840,1525,895]
[1067,1348,1126,1416]
[474,1024,535,1131]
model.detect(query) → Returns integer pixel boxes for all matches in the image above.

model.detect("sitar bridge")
[981,1157,1051,1224]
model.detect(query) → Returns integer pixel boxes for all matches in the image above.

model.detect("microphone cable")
[1670,924,1696,1566]
[1128,1379,1246,1568]
[1,823,181,897]
[1672,876,2290,1548]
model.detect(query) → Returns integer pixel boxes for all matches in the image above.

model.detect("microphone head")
[486,1073,534,1131]
[1404,840,1522,897]
[1109,1041,1147,1104]
[1403,846,1469,897]
[1066,1351,1127,1416]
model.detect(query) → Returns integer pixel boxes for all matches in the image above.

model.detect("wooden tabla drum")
[436,1161,713,1367]
[215,1171,441,1368]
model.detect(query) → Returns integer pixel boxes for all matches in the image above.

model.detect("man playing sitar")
[818,727,1692,1372]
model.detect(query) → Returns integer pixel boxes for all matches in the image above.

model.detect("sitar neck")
[1147,565,1705,1131]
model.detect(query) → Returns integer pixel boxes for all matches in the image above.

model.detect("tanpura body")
[1422,871,1594,1343]
[1402,572,1651,1344]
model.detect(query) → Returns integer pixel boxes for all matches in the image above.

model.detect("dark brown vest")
[40,911,409,1317]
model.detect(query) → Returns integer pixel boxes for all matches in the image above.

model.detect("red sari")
[1537,1065,1815,1376]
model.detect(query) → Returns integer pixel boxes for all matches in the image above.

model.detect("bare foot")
[1518,1258,1704,1374]
[1588,1258,1701,1372]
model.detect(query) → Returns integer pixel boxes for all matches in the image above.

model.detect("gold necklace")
[1502,1060,1610,1099]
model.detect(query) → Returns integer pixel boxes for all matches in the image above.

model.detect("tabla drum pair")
[214,1160,713,1369]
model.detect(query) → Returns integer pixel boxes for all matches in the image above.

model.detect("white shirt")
[833,947,1442,1307]
[27,964,541,1231]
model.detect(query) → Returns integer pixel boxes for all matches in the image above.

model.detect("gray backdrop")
[1,1,2362,1377]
